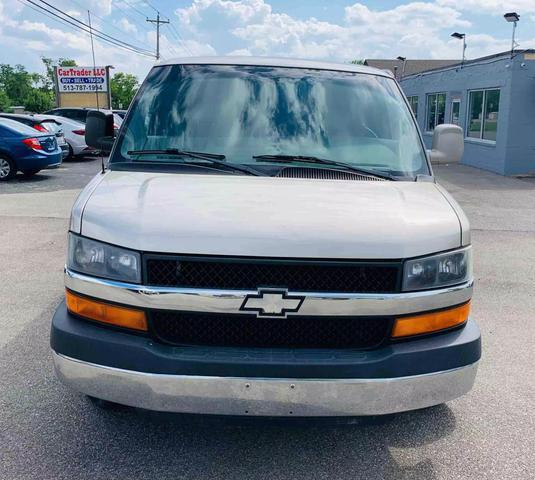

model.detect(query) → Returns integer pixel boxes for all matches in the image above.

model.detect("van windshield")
[112,64,428,177]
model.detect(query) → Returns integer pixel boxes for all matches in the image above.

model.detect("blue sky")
[1,0,534,79]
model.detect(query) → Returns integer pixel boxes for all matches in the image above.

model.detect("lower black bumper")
[50,301,481,379]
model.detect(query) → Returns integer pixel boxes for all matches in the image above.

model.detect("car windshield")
[112,64,428,177]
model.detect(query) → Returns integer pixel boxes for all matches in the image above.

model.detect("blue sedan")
[0,117,63,181]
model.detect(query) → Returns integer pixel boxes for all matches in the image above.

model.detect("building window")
[451,100,460,126]
[426,93,446,132]
[407,95,419,119]
[467,89,500,142]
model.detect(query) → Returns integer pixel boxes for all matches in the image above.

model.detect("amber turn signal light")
[392,301,470,338]
[65,290,147,332]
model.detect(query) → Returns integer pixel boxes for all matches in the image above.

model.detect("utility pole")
[146,12,169,60]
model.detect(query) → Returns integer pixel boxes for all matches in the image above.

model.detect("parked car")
[44,107,123,129]
[51,57,480,416]
[112,109,127,119]
[36,115,97,158]
[0,117,62,180]
[0,113,69,159]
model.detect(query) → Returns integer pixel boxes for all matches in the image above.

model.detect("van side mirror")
[427,124,464,164]
[85,110,115,154]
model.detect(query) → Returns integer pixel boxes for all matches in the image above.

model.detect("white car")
[35,115,97,158]
[51,57,480,417]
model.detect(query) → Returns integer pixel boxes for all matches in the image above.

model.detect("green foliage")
[110,72,139,109]
[25,89,54,113]
[0,58,76,113]
[0,64,36,106]
[0,90,10,112]
[41,57,77,91]
[350,59,365,65]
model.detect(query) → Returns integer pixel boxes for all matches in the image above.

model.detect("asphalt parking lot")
[0,159,534,479]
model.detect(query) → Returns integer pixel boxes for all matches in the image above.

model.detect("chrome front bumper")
[64,269,473,317]
[53,352,478,416]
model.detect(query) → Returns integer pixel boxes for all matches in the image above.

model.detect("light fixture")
[504,12,520,58]
[504,12,519,22]
[451,32,466,67]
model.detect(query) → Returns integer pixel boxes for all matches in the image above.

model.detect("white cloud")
[17,19,90,51]
[177,0,474,60]
[116,17,137,33]
[345,2,470,29]
[25,39,51,51]
[178,0,271,27]
[144,29,216,59]
[437,0,535,15]
[227,48,253,56]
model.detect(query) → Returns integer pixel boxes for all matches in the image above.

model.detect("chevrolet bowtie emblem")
[240,289,305,318]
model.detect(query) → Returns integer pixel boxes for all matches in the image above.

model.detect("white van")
[51,57,480,416]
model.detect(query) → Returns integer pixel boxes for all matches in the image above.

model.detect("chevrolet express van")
[51,57,480,416]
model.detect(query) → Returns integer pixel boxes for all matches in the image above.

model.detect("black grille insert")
[145,257,400,293]
[150,310,392,349]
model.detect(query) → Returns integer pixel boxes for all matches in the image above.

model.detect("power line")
[165,40,180,57]
[142,0,159,14]
[111,0,154,33]
[121,0,150,18]
[34,0,154,55]
[140,1,195,56]
[167,23,194,56]
[66,0,153,46]
[116,0,196,58]
[15,0,83,36]
[22,0,155,57]
[32,0,154,55]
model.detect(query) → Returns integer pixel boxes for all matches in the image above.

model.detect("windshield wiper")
[128,148,226,160]
[253,154,397,181]
[127,149,261,176]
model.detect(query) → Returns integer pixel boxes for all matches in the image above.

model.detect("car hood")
[79,171,462,259]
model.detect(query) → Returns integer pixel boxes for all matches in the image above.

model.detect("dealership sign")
[56,66,108,93]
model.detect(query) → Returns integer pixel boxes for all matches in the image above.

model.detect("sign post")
[55,66,112,109]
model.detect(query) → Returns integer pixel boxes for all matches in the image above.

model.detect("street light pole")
[510,19,517,57]
[396,56,406,80]
[451,33,466,68]
[503,12,520,58]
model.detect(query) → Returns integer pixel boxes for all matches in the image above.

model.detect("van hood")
[79,171,462,259]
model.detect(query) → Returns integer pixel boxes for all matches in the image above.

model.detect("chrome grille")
[144,256,401,293]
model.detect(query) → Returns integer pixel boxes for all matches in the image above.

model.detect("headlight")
[402,247,472,291]
[67,233,141,283]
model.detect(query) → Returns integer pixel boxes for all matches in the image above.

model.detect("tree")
[41,57,77,91]
[0,64,35,105]
[0,58,76,113]
[0,90,10,112]
[350,59,365,65]
[110,72,139,109]
[25,89,54,113]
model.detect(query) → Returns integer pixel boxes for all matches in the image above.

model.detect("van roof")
[156,56,393,78]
